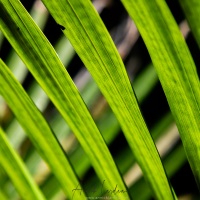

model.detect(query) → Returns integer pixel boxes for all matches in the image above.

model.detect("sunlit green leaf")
[0,59,83,199]
[179,0,200,48]
[40,0,175,199]
[122,0,200,189]
[0,0,129,199]
[0,128,45,200]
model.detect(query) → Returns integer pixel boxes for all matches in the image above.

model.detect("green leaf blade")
[0,59,83,199]
[0,1,130,199]
[40,0,176,199]
[179,0,200,49]
[122,0,200,190]
[0,128,46,200]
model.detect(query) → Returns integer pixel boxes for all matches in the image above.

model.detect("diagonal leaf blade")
[40,0,176,199]
[0,1,130,199]
[179,0,200,49]
[0,127,46,200]
[0,59,84,199]
[122,0,200,190]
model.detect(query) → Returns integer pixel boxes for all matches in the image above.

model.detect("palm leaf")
[179,0,200,48]
[0,0,129,199]
[122,0,200,189]
[1,0,200,199]
[0,127,45,200]
[40,0,175,199]
[0,59,83,199]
